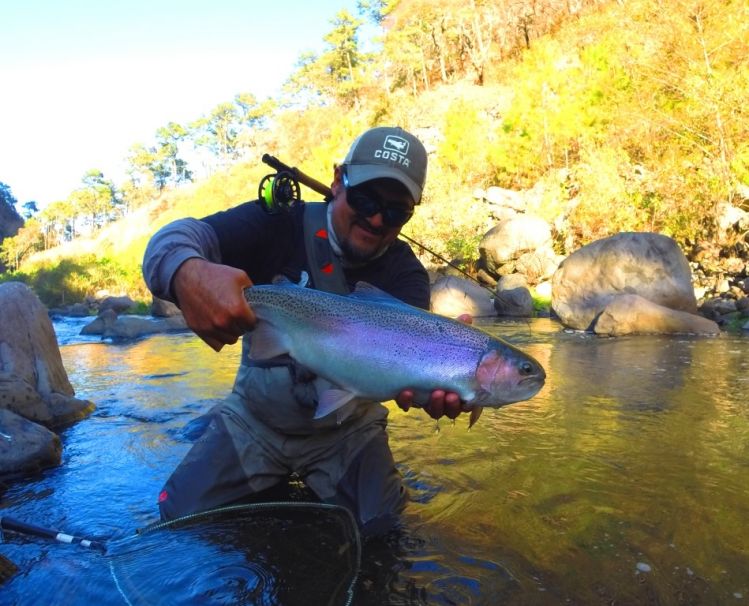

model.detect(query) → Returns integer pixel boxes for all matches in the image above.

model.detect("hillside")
[2,0,747,306]
[0,185,23,264]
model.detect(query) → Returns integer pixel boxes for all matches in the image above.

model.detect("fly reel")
[258,170,301,214]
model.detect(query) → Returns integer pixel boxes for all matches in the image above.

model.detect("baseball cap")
[342,126,427,204]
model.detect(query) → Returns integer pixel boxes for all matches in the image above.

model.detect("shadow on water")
[1,318,748,604]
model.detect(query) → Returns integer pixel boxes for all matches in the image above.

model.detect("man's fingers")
[395,389,414,411]
[201,334,227,352]
[173,260,256,347]
[443,393,462,419]
[399,389,466,420]
[425,390,446,419]
[197,323,247,352]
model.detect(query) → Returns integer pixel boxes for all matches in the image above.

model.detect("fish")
[244,280,546,426]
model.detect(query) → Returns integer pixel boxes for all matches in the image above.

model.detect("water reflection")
[386,324,749,605]
[0,319,747,605]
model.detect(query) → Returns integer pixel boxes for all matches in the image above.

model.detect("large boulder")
[430,275,496,318]
[0,282,94,428]
[151,296,182,318]
[0,371,52,425]
[552,233,718,334]
[494,274,535,317]
[0,282,93,479]
[478,215,561,288]
[98,295,137,314]
[479,215,553,273]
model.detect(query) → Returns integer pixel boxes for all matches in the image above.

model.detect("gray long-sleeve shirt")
[142,218,222,304]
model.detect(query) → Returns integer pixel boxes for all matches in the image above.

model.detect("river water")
[1,317,748,605]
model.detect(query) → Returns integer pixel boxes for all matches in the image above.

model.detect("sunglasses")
[342,172,414,227]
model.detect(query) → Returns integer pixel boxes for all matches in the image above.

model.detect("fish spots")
[246,283,545,409]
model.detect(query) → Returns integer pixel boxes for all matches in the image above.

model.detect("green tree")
[21,201,38,219]
[0,182,22,227]
[284,11,367,108]
[0,219,42,270]
[322,10,367,108]
[378,0,460,91]
[40,200,77,246]
[155,122,193,186]
[233,93,275,157]
[126,143,170,193]
[191,102,242,168]
[378,17,433,94]
[619,0,749,242]
[70,170,118,230]
[439,98,493,184]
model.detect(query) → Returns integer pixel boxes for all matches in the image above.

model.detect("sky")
[0,0,369,209]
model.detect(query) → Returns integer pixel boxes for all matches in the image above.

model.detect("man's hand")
[395,389,470,420]
[173,258,255,351]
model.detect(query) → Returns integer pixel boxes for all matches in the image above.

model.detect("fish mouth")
[520,375,545,387]
[483,377,545,406]
[508,375,545,401]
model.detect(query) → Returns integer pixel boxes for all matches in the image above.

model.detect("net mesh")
[107,502,360,606]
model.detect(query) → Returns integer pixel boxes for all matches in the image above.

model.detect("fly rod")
[0,515,106,553]
[259,154,496,298]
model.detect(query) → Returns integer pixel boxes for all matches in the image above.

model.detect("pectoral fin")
[248,322,289,360]
[315,388,358,419]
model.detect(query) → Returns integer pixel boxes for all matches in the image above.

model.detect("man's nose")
[367,211,385,228]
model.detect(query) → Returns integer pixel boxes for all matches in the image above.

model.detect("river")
[1,317,748,605]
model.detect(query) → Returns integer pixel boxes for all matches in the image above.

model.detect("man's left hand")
[395,389,470,420]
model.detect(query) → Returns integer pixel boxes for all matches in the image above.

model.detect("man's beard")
[339,218,389,264]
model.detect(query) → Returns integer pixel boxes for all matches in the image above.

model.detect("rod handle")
[1,516,106,553]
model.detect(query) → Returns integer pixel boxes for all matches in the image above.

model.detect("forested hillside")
[0,184,24,273]
[2,0,747,306]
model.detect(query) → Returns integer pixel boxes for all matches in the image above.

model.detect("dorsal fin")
[348,281,407,307]
[271,274,296,286]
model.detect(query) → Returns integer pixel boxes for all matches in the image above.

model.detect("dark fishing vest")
[301,202,348,295]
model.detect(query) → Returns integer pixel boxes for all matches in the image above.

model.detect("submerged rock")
[594,294,719,336]
[81,312,188,340]
[0,408,61,477]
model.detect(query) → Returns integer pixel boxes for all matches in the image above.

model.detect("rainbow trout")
[244,281,545,426]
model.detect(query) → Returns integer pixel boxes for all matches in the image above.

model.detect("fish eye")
[519,361,534,375]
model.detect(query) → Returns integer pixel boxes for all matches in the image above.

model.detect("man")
[143,126,467,532]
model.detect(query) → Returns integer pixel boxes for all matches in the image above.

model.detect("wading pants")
[157,393,407,531]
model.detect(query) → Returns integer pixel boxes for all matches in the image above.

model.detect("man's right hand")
[172,258,256,351]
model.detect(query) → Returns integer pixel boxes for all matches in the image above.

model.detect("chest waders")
[234,201,374,433]
[158,201,404,534]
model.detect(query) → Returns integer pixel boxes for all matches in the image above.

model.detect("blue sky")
[0,0,369,208]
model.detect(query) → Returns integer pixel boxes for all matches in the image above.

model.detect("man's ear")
[331,165,344,197]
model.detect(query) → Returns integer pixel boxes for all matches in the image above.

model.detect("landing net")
[107,502,361,606]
